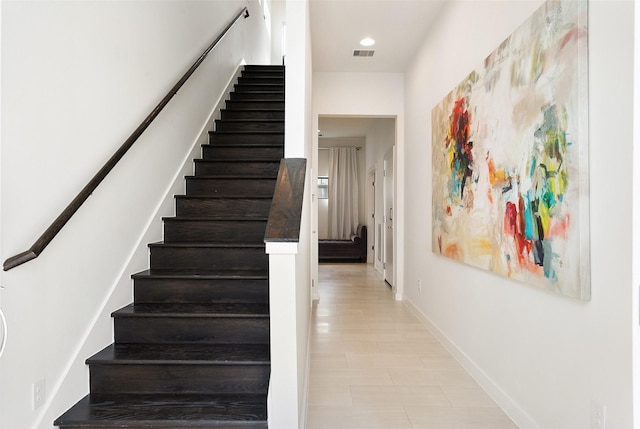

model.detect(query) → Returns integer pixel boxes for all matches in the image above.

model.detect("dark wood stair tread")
[162,217,268,221]
[204,142,283,145]
[210,130,284,134]
[148,241,265,248]
[194,159,279,163]
[133,269,268,279]
[187,172,277,177]
[88,344,270,365]
[55,394,267,428]
[216,119,284,122]
[222,107,283,112]
[112,303,269,318]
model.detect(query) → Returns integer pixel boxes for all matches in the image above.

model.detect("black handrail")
[3,7,250,271]
[265,159,307,243]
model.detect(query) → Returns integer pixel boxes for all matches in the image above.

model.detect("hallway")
[307,263,518,429]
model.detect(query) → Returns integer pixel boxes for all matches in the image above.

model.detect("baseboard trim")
[403,299,541,429]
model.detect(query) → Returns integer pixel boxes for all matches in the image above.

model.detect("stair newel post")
[264,158,307,428]
[265,242,301,428]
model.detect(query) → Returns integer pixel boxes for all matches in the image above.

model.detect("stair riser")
[215,121,284,133]
[60,418,267,429]
[237,77,283,85]
[244,64,284,71]
[90,365,269,395]
[150,246,268,271]
[194,161,280,177]
[203,146,283,161]
[234,84,284,93]
[114,317,269,344]
[230,92,284,101]
[134,278,269,304]
[208,132,284,146]
[225,100,284,110]
[175,197,273,218]
[221,110,284,120]
[241,70,284,77]
[186,178,276,197]
[163,220,267,243]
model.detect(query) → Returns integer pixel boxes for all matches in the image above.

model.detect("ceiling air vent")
[353,49,375,57]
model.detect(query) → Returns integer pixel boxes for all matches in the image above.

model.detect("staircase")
[55,65,285,429]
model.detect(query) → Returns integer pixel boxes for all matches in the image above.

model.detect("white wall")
[312,72,405,298]
[270,0,286,65]
[0,1,270,428]
[403,1,635,428]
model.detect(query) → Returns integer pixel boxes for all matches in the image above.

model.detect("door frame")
[383,147,395,289]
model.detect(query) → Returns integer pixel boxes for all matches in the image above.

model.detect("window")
[317,176,329,199]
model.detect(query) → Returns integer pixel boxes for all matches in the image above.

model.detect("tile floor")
[307,263,519,429]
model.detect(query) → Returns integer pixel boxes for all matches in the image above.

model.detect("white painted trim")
[265,241,299,255]
[403,299,542,429]
[632,0,640,424]
[301,306,313,429]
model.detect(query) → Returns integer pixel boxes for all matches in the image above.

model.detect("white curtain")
[328,147,359,239]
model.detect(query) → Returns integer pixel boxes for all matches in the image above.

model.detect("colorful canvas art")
[431,0,589,300]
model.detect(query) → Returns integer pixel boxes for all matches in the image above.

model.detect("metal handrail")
[3,7,249,271]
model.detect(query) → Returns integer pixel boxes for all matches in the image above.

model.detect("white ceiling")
[309,0,447,73]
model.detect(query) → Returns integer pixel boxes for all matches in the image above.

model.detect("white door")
[368,169,376,264]
[383,150,394,286]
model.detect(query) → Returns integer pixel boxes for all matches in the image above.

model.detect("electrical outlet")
[32,379,45,410]
[591,400,606,429]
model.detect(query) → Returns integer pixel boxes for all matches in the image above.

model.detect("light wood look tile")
[306,263,518,429]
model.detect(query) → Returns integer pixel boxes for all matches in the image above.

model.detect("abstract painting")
[431,0,589,300]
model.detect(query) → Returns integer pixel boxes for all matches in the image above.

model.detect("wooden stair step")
[233,83,284,92]
[239,74,284,81]
[113,303,270,318]
[148,241,268,271]
[215,119,284,133]
[194,159,280,176]
[162,217,268,243]
[241,67,285,78]
[174,196,273,218]
[88,344,270,395]
[202,144,283,161]
[237,76,284,85]
[207,131,284,146]
[133,268,269,280]
[112,303,270,345]
[221,109,284,120]
[54,394,267,428]
[132,269,269,304]
[243,64,284,71]
[230,91,284,101]
[225,99,284,110]
[89,343,270,365]
[185,176,276,197]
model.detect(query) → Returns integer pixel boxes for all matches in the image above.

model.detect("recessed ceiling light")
[360,37,375,47]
